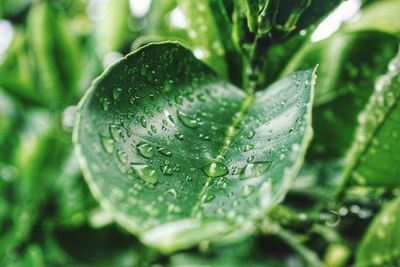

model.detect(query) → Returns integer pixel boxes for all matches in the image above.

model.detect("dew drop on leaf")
[247,130,255,139]
[112,87,122,101]
[241,184,254,197]
[109,124,122,141]
[204,193,215,203]
[244,144,254,152]
[174,132,184,140]
[247,156,255,162]
[117,149,128,164]
[157,147,173,157]
[136,142,154,158]
[161,165,173,175]
[101,97,110,111]
[131,163,158,185]
[177,110,199,129]
[201,161,229,178]
[240,161,273,179]
[100,135,114,154]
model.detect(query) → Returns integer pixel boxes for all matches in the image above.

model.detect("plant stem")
[244,34,273,92]
[262,223,326,267]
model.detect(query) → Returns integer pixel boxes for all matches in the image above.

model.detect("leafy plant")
[1,0,400,266]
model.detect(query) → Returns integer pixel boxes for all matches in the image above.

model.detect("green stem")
[262,223,326,267]
[245,34,273,92]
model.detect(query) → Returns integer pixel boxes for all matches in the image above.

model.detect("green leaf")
[178,0,229,78]
[355,197,400,266]
[244,0,259,33]
[0,0,31,18]
[73,42,315,252]
[27,2,82,107]
[342,0,400,35]
[95,0,131,55]
[0,89,19,152]
[283,31,399,158]
[0,28,39,103]
[344,47,400,187]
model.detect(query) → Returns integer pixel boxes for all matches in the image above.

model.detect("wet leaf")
[283,31,398,158]
[355,197,400,266]
[344,47,400,187]
[178,0,229,78]
[343,0,400,35]
[73,42,315,252]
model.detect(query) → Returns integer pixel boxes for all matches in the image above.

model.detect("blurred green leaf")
[344,47,400,187]
[0,88,19,152]
[74,42,314,252]
[169,235,301,267]
[27,1,83,108]
[95,0,132,55]
[343,0,400,35]
[178,0,230,78]
[0,0,31,18]
[0,28,39,103]
[355,197,400,266]
[283,32,399,158]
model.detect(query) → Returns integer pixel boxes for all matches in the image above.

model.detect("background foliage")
[0,0,400,266]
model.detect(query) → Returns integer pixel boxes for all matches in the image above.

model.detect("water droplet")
[110,124,122,141]
[198,133,210,140]
[100,135,114,154]
[201,161,229,178]
[112,87,122,100]
[101,97,110,111]
[158,147,173,157]
[244,144,254,152]
[166,188,177,198]
[131,163,158,184]
[177,111,199,129]
[174,132,184,140]
[161,165,173,175]
[175,94,183,104]
[204,193,215,203]
[136,142,154,158]
[150,125,157,133]
[117,149,128,164]
[232,167,242,175]
[240,161,272,179]
[168,203,181,214]
[241,184,254,197]
[247,155,255,162]
[247,130,255,139]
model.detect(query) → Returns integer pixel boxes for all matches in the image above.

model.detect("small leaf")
[344,47,400,187]
[73,42,315,252]
[355,197,400,266]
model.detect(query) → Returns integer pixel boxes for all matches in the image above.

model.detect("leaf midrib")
[191,93,255,218]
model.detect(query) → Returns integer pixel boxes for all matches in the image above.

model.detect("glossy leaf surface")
[356,197,400,266]
[74,42,315,252]
[345,48,400,187]
[283,31,398,159]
